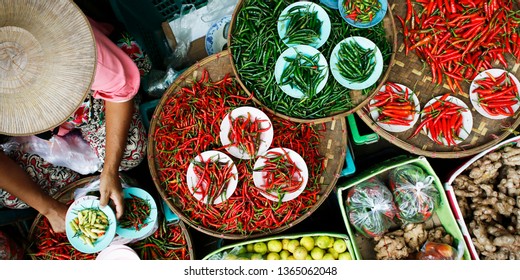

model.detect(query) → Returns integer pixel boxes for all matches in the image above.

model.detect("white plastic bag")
[168,4,197,68]
[200,0,238,23]
[2,133,101,175]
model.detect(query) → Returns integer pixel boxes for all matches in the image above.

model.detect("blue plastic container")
[320,0,339,9]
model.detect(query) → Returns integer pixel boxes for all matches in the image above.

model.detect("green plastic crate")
[336,155,471,260]
[203,232,356,260]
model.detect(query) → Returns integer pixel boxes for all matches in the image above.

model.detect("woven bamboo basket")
[27,176,194,260]
[148,50,347,239]
[227,0,398,124]
[356,1,520,158]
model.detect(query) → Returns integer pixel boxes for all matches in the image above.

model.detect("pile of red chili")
[119,194,151,231]
[370,82,417,126]
[153,69,324,235]
[129,218,190,260]
[409,93,467,146]
[399,0,520,92]
[30,214,96,260]
[474,71,519,117]
[30,214,190,260]
[225,112,270,157]
[191,155,235,204]
[254,149,304,200]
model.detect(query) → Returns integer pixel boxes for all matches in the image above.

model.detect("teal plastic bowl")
[338,0,388,28]
[115,187,158,240]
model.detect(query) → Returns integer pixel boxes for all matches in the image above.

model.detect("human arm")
[0,151,68,232]
[98,99,134,219]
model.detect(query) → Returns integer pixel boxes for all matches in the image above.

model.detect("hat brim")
[0,0,96,136]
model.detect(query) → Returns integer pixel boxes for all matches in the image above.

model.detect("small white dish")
[369,83,420,133]
[330,36,383,90]
[469,68,520,120]
[277,1,331,49]
[96,245,140,260]
[219,106,274,159]
[421,96,473,146]
[186,150,238,205]
[274,44,329,99]
[252,147,308,202]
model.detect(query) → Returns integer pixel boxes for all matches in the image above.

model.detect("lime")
[322,253,335,260]
[310,247,325,260]
[287,239,300,253]
[224,253,238,260]
[287,255,296,260]
[328,248,339,259]
[333,239,347,253]
[338,252,353,260]
[266,252,281,260]
[253,242,268,254]
[300,236,315,251]
[280,250,290,260]
[251,253,264,260]
[293,246,308,260]
[282,239,290,250]
[315,236,332,249]
[267,239,283,253]
[246,243,254,253]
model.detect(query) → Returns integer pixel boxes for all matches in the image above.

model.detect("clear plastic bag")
[0,132,101,175]
[200,0,238,23]
[143,67,184,98]
[416,241,460,260]
[389,164,439,223]
[346,177,397,238]
[168,4,196,68]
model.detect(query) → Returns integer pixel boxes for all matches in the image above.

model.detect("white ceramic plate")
[219,106,274,159]
[205,16,231,55]
[274,45,329,99]
[421,96,473,146]
[96,245,140,260]
[369,83,420,133]
[252,147,308,202]
[277,1,331,48]
[330,36,384,90]
[186,150,238,205]
[469,68,520,120]
[65,198,117,254]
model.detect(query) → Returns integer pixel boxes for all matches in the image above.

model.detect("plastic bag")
[2,132,101,175]
[168,4,196,68]
[346,177,397,238]
[389,164,439,223]
[416,241,459,260]
[143,67,184,98]
[200,0,238,23]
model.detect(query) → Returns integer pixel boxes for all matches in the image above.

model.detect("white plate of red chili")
[186,150,239,205]
[252,147,309,202]
[219,106,274,159]
[469,69,520,120]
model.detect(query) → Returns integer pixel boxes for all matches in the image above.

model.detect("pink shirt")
[89,18,140,102]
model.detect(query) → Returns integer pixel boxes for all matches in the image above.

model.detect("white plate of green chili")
[274,44,329,99]
[277,1,331,49]
[330,36,383,90]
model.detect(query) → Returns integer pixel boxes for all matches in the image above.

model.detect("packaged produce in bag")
[416,241,458,260]
[389,164,439,223]
[346,177,397,238]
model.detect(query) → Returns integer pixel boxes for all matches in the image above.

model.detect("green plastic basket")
[203,232,355,260]
[336,155,471,260]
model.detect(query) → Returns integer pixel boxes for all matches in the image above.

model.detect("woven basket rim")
[27,176,195,259]
[226,0,398,124]
[147,51,347,239]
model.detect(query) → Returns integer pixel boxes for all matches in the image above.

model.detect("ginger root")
[402,223,427,252]
[374,230,409,260]
[501,146,520,166]
[468,154,502,184]
[426,226,454,245]
[452,175,482,198]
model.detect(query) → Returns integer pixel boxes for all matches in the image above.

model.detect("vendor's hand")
[99,170,124,219]
[44,201,68,233]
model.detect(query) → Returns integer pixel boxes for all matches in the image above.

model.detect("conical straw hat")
[0,0,96,136]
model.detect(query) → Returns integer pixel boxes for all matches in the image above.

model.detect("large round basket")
[357,1,520,158]
[27,176,194,260]
[148,51,347,239]
[227,0,397,123]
